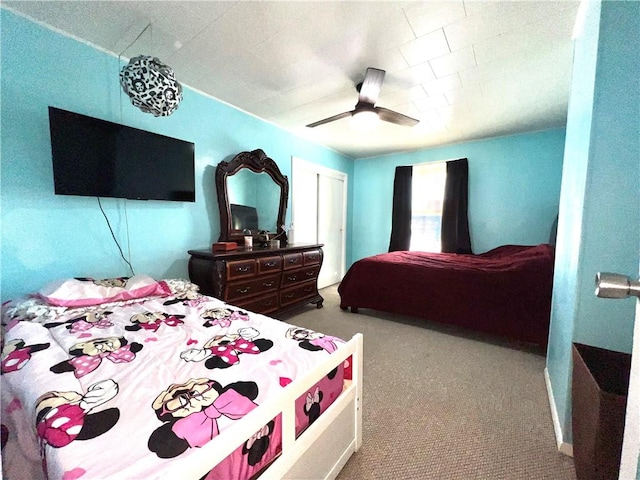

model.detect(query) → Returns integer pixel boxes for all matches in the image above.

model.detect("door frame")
[291,156,347,288]
[619,287,640,478]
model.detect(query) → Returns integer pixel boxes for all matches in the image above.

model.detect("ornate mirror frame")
[216,149,289,244]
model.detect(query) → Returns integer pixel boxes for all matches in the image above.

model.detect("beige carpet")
[279,285,576,480]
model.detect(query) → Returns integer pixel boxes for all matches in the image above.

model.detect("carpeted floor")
[278,285,576,480]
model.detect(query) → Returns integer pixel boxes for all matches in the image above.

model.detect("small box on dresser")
[212,241,238,251]
[188,243,324,316]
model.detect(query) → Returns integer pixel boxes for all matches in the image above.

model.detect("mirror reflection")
[228,170,281,233]
[215,149,289,244]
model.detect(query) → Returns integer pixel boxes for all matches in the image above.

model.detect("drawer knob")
[263,282,274,287]
[265,261,276,267]
[237,266,250,272]
[285,294,294,299]
[238,287,251,294]
[288,258,298,264]
[287,276,297,281]
[306,272,314,277]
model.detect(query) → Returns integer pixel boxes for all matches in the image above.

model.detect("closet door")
[292,158,346,289]
[318,175,345,288]
[291,168,318,244]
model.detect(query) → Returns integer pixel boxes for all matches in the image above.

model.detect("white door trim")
[619,295,640,479]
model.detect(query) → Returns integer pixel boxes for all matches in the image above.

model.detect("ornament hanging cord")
[118,22,153,57]
[118,22,153,121]
[105,22,152,277]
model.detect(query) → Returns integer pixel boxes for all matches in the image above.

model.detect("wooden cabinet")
[188,244,324,316]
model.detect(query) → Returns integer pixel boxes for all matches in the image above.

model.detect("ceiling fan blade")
[306,111,353,128]
[376,107,420,127]
[358,68,385,105]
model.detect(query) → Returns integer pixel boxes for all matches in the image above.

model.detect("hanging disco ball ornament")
[120,55,183,117]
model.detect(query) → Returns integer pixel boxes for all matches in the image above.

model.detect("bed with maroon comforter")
[338,244,554,348]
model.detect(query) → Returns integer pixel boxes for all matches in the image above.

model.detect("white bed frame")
[159,333,364,480]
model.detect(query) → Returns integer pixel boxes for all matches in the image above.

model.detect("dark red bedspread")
[338,244,555,347]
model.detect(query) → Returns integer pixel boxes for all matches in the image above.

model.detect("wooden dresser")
[188,244,324,316]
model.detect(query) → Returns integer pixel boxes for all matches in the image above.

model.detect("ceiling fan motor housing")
[354,102,376,113]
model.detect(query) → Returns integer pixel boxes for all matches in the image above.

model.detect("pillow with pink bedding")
[38,275,171,307]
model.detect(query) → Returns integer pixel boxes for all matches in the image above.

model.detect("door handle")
[595,272,640,299]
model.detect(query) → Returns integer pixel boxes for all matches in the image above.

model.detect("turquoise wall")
[573,0,638,351]
[351,129,565,261]
[0,9,353,301]
[546,0,639,446]
[546,0,601,446]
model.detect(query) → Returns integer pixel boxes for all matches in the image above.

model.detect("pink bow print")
[70,319,113,334]
[171,389,257,448]
[68,345,135,378]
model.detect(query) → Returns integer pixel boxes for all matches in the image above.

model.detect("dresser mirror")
[216,149,289,244]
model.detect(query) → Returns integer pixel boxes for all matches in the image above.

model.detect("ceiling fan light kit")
[352,108,379,129]
[306,67,419,129]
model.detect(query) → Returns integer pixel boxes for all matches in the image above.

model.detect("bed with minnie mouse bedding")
[1,276,363,480]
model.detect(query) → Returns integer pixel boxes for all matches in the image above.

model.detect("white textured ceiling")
[4,1,579,159]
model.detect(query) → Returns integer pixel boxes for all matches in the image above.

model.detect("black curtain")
[388,166,412,252]
[441,158,472,254]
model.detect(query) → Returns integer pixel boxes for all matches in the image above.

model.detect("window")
[410,162,447,252]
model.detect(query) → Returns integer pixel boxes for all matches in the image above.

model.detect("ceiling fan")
[306,67,419,128]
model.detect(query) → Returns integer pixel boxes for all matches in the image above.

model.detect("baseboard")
[544,367,574,458]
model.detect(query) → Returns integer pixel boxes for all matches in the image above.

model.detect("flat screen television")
[48,106,195,202]
[230,204,259,231]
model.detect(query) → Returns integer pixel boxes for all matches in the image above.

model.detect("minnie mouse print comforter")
[1,277,347,480]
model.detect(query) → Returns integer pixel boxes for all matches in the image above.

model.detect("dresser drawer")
[258,256,282,274]
[280,281,317,307]
[226,274,279,302]
[236,293,279,315]
[281,266,320,287]
[226,259,257,280]
[282,252,303,270]
[303,249,321,266]
[188,244,324,315]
